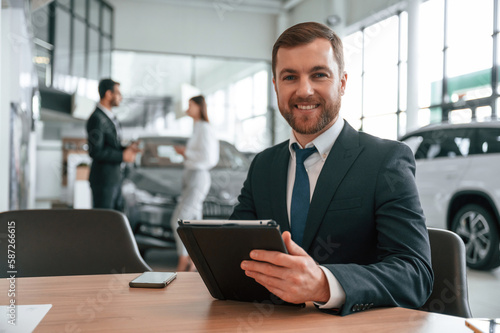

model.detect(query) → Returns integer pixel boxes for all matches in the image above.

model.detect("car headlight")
[135,188,176,205]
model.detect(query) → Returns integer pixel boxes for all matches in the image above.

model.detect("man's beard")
[279,92,341,135]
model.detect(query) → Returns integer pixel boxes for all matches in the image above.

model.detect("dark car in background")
[122,136,250,255]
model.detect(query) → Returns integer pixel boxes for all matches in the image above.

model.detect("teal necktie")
[291,143,317,247]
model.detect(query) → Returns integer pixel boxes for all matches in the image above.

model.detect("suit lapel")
[270,142,291,233]
[96,108,120,148]
[302,123,364,251]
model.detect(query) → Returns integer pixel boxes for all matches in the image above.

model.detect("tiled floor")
[466,267,500,318]
[144,248,500,319]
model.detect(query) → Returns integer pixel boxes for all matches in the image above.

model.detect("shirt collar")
[288,117,345,162]
[97,103,115,120]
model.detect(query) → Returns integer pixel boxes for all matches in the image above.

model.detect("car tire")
[452,204,500,270]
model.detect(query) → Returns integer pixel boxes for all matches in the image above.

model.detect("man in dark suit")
[233,22,433,316]
[86,79,138,209]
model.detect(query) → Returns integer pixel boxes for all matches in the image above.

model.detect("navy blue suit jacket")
[230,121,433,316]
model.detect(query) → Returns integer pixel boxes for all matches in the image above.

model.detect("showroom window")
[223,70,269,153]
[419,0,498,125]
[344,0,499,139]
[206,69,270,153]
[32,0,113,99]
[112,51,271,153]
[343,12,408,140]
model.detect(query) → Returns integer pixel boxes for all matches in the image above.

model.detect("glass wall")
[112,51,271,153]
[31,0,113,100]
[214,69,269,152]
[344,0,499,139]
[343,12,408,140]
[418,0,497,125]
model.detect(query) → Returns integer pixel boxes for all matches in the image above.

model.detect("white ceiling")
[139,0,304,15]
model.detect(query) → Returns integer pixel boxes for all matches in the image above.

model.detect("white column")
[0,8,11,212]
[406,0,421,133]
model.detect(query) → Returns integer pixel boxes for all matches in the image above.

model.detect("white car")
[400,121,500,270]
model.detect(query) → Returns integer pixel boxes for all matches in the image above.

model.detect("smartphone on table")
[129,272,177,288]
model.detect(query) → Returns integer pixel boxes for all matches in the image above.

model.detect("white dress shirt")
[97,103,122,142]
[184,121,219,170]
[286,117,346,309]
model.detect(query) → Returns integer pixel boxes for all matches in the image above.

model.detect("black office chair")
[0,209,151,278]
[420,228,473,318]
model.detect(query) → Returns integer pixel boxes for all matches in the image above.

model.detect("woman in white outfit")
[171,95,219,271]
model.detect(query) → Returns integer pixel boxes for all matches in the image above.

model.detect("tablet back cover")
[177,223,289,305]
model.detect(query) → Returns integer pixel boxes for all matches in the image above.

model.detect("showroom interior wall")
[108,0,403,60]
[0,0,39,212]
[107,0,277,60]
[346,0,403,26]
[0,3,6,213]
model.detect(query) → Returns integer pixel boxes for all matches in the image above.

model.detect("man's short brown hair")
[272,22,344,79]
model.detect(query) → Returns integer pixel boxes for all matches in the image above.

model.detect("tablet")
[177,219,300,306]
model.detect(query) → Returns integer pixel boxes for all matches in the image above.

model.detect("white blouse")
[184,121,219,170]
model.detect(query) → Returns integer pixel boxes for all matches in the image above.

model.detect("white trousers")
[171,169,211,256]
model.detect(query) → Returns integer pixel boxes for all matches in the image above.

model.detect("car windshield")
[137,139,185,167]
[135,138,251,169]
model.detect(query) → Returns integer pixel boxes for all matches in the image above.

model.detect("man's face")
[109,84,122,107]
[273,38,347,136]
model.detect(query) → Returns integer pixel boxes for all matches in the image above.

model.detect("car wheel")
[452,204,500,270]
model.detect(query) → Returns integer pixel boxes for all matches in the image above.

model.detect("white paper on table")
[1,304,52,333]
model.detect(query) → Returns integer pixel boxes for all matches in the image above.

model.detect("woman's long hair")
[190,95,209,123]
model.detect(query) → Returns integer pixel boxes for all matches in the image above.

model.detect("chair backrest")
[0,209,151,278]
[420,228,472,318]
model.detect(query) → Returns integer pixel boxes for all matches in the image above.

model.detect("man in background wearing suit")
[86,79,138,209]
[233,22,433,316]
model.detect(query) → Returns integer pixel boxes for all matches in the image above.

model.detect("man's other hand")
[174,145,186,156]
[129,141,142,153]
[122,146,137,163]
[240,231,330,304]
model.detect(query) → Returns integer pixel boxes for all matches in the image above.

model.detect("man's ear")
[272,77,277,94]
[340,72,348,96]
[104,89,113,100]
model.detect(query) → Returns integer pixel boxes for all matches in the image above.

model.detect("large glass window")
[419,0,497,123]
[72,19,86,78]
[102,37,112,78]
[102,5,113,35]
[224,70,269,152]
[53,6,71,89]
[346,0,499,141]
[419,0,444,110]
[111,51,270,152]
[363,16,399,118]
[447,0,493,102]
[343,13,407,140]
[34,0,113,99]
[74,0,87,19]
[89,0,100,27]
[447,0,493,80]
[88,28,100,80]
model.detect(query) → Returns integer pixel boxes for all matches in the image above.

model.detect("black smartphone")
[129,271,177,288]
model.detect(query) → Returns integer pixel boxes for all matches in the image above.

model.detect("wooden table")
[0,273,472,332]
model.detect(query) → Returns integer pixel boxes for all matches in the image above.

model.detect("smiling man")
[231,22,433,316]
